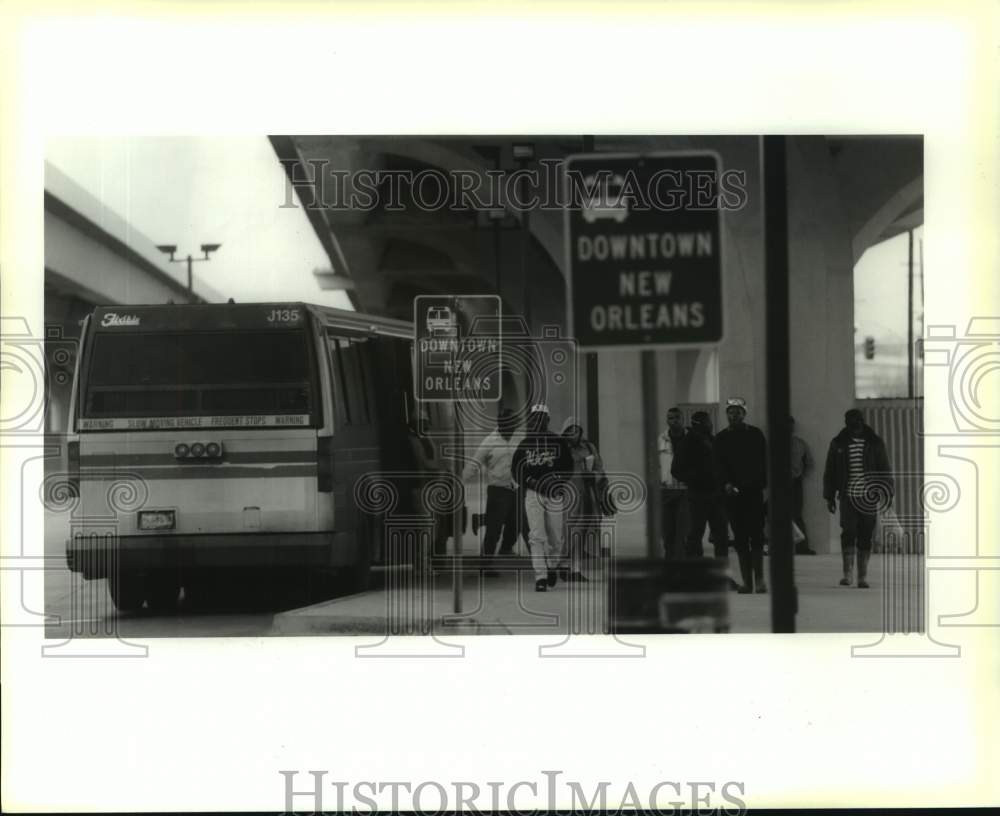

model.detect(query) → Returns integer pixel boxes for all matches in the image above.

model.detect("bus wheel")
[146,570,181,613]
[107,570,145,613]
[340,526,373,595]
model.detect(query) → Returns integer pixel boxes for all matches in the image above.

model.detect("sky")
[853,224,924,397]
[46,136,352,309]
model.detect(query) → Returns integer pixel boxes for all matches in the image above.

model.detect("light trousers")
[524,488,566,580]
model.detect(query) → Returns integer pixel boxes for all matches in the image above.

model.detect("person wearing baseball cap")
[511,404,574,591]
[714,397,768,593]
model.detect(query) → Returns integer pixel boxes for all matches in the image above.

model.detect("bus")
[63,301,437,612]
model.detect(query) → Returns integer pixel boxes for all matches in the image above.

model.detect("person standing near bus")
[464,408,523,576]
[511,404,573,592]
[714,397,768,594]
[407,409,450,563]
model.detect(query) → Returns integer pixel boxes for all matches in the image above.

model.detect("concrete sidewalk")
[272,553,917,636]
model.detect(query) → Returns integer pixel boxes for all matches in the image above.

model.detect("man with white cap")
[714,397,768,593]
[511,404,573,591]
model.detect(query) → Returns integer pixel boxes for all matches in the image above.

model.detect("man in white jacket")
[464,408,523,575]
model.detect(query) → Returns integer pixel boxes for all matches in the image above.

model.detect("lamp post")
[155,243,222,297]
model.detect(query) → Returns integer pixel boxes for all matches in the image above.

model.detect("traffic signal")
[864,336,875,360]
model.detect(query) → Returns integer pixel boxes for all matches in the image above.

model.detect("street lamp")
[156,243,222,296]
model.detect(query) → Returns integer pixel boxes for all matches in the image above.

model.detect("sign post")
[414,295,502,615]
[565,152,725,562]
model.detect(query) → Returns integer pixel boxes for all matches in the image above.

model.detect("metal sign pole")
[642,351,662,560]
[762,136,796,633]
[452,398,463,615]
[451,296,463,615]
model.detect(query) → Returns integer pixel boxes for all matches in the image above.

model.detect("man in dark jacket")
[823,409,893,588]
[672,411,728,562]
[511,404,574,592]
[713,397,768,593]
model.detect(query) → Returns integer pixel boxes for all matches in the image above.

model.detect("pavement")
[45,508,920,637]
[272,551,916,636]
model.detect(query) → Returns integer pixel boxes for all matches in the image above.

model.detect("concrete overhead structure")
[276,135,922,552]
[44,162,224,432]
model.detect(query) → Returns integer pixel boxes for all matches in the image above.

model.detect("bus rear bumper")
[66,532,353,578]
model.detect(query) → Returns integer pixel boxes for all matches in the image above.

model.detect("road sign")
[565,152,725,349]
[414,295,502,402]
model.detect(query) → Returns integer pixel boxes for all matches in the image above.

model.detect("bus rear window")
[82,330,315,419]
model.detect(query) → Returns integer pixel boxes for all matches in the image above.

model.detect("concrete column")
[786,137,857,553]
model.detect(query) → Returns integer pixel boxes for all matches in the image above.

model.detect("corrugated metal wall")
[857,398,924,553]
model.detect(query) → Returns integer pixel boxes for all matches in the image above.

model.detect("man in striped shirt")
[823,409,894,588]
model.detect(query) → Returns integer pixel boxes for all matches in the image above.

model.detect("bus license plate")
[138,510,176,531]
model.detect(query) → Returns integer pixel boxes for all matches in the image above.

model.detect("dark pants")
[792,477,809,550]
[725,489,766,556]
[685,489,728,558]
[483,485,518,556]
[661,486,690,559]
[840,496,877,553]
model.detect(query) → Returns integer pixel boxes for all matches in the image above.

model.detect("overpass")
[43,162,224,432]
[274,135,923,553]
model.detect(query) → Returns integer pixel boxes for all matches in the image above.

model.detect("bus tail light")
[317,435,333,492]
[67,440,80,496]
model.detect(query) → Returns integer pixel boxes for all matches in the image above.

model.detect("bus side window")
[328,337,351,425]
[333,336,371,426]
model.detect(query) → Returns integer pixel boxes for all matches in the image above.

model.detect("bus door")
[324,332,381,554]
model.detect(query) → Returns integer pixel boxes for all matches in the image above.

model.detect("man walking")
[823,408,893,588]
[790,416,817,555]
[658,407,690,560]
[672,411,728,561]
[511,404,574,592]
[714,397,768,594]
[464,408,522,576]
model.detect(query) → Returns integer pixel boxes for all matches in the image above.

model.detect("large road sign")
[414,295,502,402]
[565,152,725,350]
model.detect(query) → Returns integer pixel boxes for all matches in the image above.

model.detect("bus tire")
[146,570,181,613]
[107,570,145,613]
[340,526,373,595]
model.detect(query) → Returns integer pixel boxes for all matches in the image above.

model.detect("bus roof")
[86,302,413,339]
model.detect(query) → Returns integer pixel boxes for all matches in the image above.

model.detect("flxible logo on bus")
[100,313,141,328]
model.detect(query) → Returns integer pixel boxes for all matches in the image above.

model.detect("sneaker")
[755,583,768,594]
[568,572,589,582]
[547,570,557,587]
[558,568,569,582]
[857,579,870,589]
[535,579,547,592]
[839,577,851,586]
[736,585,753,595]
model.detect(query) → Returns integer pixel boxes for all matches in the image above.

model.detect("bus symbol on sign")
[414,295,502,403]
[581,173,630,224]
[426,306,458,338]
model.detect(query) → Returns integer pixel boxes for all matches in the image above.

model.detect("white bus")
[64,302,437,612]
